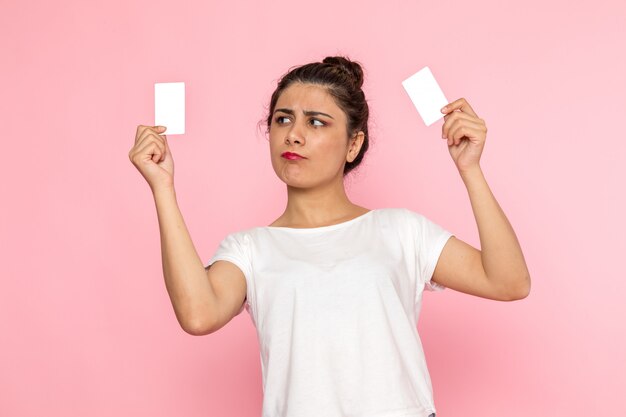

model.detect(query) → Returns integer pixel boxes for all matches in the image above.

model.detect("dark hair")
[263,56,370,176]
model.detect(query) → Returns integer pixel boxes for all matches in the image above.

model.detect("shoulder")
[373,207,413,218]
[367,208,419,236]
[391,207,445,226]
[374,207,426,223]
[216,227,257,248]
[379,208,452,243]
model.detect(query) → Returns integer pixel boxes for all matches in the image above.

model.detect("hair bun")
[322,56,364,89]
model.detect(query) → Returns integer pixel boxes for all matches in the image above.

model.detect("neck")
[276,179,360,227]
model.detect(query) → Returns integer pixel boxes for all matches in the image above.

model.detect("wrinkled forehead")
[275,82,340,113]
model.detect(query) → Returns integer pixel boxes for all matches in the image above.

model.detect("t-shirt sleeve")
[205,232,253,315]
[405,209,454,292]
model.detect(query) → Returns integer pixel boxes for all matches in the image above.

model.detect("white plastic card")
[154,82,185,134]
[402,67,448,126]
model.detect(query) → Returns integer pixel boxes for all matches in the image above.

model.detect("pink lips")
[282,152,305,160]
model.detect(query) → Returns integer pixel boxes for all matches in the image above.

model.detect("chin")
[271,160,304,183]
[276,173,309,188]
[273,169,312,189]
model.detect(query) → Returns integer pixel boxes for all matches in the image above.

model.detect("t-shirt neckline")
[262,209,377,232]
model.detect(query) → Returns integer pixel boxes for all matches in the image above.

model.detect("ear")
[346,131,365,163]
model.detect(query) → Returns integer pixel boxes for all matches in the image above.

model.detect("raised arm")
[429,99,530,301]
[152,185,248,334]
[129,125,246,334]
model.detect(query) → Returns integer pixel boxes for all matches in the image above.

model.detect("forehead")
[276,83,341,114]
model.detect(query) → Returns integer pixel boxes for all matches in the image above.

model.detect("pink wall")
[2,0,624,415]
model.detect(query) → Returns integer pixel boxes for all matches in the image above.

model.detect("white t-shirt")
[206,207,454,417]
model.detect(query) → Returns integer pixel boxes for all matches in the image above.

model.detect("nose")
[285,120,305,145]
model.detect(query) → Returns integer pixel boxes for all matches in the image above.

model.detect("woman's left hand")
[440,97,487,173]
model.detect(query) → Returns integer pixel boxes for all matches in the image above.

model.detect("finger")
[441,97,478,118]
[447,127,482,147]
[448,121,484,145]
[442,111,483,138]
[443,110,481,123]
[135,125,155,145]
[136,138,165,163]
[162,135,170,157]
[149,141,165,163]
[448,118,483,139]
[158,135,169,162]
[135,125,165,145]
[152,134,167,162]
[136,140,164,164]
[136,129,165,150]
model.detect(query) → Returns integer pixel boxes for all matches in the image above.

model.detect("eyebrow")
[274,108,334,120]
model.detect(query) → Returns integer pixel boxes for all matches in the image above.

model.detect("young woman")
[129,56,530,417]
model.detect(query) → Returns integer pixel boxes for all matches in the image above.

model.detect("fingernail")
[441,106,447,112]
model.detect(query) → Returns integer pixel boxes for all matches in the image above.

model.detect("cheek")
[268,127,283,147]
[319,139,348,162]
[268,131,280,151]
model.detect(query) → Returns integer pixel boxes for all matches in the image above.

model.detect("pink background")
[2,0,625,415]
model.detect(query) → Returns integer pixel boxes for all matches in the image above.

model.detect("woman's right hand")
[129,125,175,192]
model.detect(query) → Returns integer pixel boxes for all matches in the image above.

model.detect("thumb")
[154,125,167,132]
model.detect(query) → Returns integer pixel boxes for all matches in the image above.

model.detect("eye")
[275,116,290,124]
[310,118,325,127]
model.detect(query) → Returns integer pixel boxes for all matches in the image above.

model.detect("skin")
[268,84,531,301]
[432,98,531,300]
[127,82,531,337]
[268,82,368,228]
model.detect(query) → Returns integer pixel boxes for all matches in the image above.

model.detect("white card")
[402,66,448,127]
[155,82,185,134]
